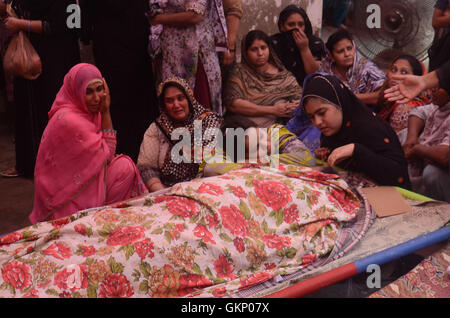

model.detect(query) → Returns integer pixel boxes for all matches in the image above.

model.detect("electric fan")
[350,0,436,70]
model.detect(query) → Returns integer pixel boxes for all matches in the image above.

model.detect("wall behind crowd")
[237,0,323,61]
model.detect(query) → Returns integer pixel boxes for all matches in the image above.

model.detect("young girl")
[301,73,410,188]
[318,29,385,106]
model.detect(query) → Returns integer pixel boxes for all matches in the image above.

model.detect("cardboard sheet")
[361,186,412,217]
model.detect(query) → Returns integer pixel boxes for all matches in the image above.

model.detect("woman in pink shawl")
[29,63,148,224]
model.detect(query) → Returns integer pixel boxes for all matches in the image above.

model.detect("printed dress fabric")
[407,103,450,193]
[377,86,433,133]
[318,48,386,95]
[0,164,364,298]
[369,241,450,298]
[159,0,227,114]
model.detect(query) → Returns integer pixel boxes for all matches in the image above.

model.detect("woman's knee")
[423,165,441,187]
[108,155,136,180]
[423,164,450,201]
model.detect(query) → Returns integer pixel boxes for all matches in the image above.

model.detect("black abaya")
[83,0,159,162]
[10,0,80,178]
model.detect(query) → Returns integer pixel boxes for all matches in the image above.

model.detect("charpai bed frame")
[261,188,450,298]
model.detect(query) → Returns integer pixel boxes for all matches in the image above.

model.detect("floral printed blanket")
[0,164,366,298]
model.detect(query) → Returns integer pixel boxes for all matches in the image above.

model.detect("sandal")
[0,168,20,178]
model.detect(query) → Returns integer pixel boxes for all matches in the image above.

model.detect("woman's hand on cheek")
[100,78,111,114]
[327,143,354,167]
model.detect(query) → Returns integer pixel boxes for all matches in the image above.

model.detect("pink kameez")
[30,64,147,224]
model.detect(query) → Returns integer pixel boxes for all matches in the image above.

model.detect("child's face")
[305,97,343,136]
[432,88,450,107]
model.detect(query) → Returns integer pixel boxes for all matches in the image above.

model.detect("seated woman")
[403,88,450,202]
[300,73,410,188]
[137,77,222,192]
[270,5,326,86]
[30,63,147,224]
[377,54,432,133]
[223,30,301,128]
[318,29,386,106]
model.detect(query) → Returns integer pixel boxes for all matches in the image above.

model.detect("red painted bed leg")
[265,263,358,298]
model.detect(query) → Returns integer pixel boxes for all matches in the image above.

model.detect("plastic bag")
[3,4,42,80]
[3,30,42,80]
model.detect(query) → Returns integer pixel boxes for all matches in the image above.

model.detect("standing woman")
[82,0,159,162]
[301,73,410,188]
[2,0,80,178]
[270,5,326,86]
[149,0,227,115]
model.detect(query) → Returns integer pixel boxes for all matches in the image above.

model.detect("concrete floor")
[0,114,34,236]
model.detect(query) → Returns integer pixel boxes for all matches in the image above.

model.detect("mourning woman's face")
[246,39,270,68]
[386,59,414,88]
[304,97,343,136]
[280,13,306,32]
[163,86,190,122]
[330,38,355,69]
[85,82,105,113]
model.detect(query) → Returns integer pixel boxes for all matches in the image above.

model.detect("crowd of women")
[0,1,449,225]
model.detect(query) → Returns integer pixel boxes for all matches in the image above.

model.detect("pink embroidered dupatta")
[30,63,111,224]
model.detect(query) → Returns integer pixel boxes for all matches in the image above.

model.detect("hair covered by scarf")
[301,74,385,148]
[300,73,410,187]
[155,77,223,186]
[31,63,111,222]
[224,30,302,112]
[277,4,314,36]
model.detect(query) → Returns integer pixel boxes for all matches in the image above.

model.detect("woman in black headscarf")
[2,0,80,178]
[301,73,410,188]
[270,5,326,86]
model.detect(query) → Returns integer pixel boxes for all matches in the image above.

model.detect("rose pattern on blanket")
[0,165,361,298]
